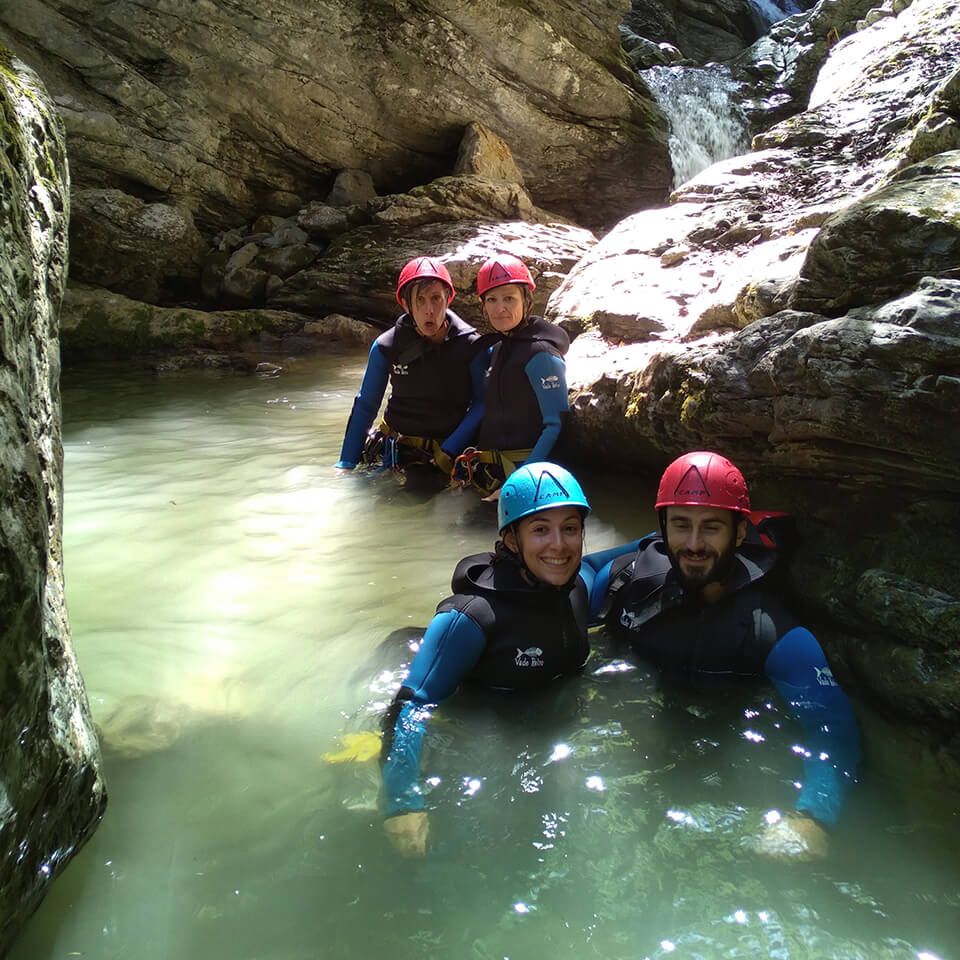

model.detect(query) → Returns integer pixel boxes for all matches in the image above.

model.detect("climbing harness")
[361,421,441,472]
[450,446,533,495]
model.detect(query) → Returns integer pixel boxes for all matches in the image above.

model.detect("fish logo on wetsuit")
[814,666,838,687]
[392,363,409,376]
[540,375,562,390]
[515,646,545,667]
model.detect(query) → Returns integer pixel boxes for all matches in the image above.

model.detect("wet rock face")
[790,151,960,313]
[0,51,106,953]
[550,0,960,745]
[0,0,669,264]
[622,0,816,64]
[731,0,881,132]
[270,219,598,330]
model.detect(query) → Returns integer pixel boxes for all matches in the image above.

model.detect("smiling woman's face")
[504,508,584,586]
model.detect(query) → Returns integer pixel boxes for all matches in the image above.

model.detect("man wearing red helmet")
[452,254,570,496]
[585,450,861,859]
[335,256,487,478]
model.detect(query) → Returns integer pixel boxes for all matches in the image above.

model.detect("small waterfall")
[642,64,750,187]
[746,0,805,26]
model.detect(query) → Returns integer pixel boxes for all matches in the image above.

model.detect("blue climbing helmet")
[497,462,590,532]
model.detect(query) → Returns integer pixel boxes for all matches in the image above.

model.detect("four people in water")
[332,250,860,861]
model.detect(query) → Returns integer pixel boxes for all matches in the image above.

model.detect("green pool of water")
[10,352,958,960]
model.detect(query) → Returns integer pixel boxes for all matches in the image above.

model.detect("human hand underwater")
[755,813,829,862]
[384,811,430,858]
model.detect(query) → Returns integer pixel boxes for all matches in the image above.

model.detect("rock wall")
[0,0,670,303]
[0,50,106,952]
[549,0,960,771]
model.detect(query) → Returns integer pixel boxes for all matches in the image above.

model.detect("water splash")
[642,64,750,187]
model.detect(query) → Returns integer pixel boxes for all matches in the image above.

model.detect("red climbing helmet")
[655,451,751,514]
[395,257,455,306]
[476,254,536,297]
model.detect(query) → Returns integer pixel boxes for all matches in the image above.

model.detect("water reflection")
[9,354,959,960]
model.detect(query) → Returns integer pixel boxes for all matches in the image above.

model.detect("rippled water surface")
[11,353,960,960]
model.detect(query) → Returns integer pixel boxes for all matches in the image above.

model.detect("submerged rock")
[0,50,106,953]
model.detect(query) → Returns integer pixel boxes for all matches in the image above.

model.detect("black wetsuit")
[475,316,569,459]
[588,530,861,825]
[336,311,483,468]
[381,547,589,815]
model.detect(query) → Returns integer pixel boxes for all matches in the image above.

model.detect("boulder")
[68,188,207,301]
[328,169,377,207]
[59,285,344,357]
[369,175,570,228]
[790,151,960,314]
[453,121,525,185]
[270,219,597,328]
[0,50,106,954]
[622,0,801,63]
[297,202,355,239]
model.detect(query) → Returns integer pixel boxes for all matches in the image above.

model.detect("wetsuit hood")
[507,316,570,356]
[395,308,475,342]
[452,542,578,597]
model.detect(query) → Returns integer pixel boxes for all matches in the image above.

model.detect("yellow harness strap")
[450,447,532,494]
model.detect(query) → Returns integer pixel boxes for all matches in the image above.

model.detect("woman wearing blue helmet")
[379,462,625,857]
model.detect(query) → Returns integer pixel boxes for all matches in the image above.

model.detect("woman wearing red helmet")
[452,254,570,497]
[335,256,487,481]
[584,450,862,860]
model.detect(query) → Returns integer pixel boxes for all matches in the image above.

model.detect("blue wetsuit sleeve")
[764,626,862,827]
[440,347,490,457]
[381,608,487,817]
[336,342,389,468]
[522,352,568,464]
[580,538,649,624]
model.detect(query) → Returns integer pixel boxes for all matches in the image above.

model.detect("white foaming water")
[643,64,750,187]
[747,0,805,26]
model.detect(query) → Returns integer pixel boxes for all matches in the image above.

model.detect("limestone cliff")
[0,0,670,305]
[548,0,960,771]
[0,50,106,953]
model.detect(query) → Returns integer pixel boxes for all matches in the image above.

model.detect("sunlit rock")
[272,220,597,329]
[0,49,106,953]
[732,0,880,132]
[790,151,960,313]
[0,0,669,243]
[898,64,960,167]
[550,0,960,738]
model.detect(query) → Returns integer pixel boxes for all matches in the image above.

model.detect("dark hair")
[401,277,452,312]
[658,506,742,541]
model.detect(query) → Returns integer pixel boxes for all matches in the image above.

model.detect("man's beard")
[669,539,739,591]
